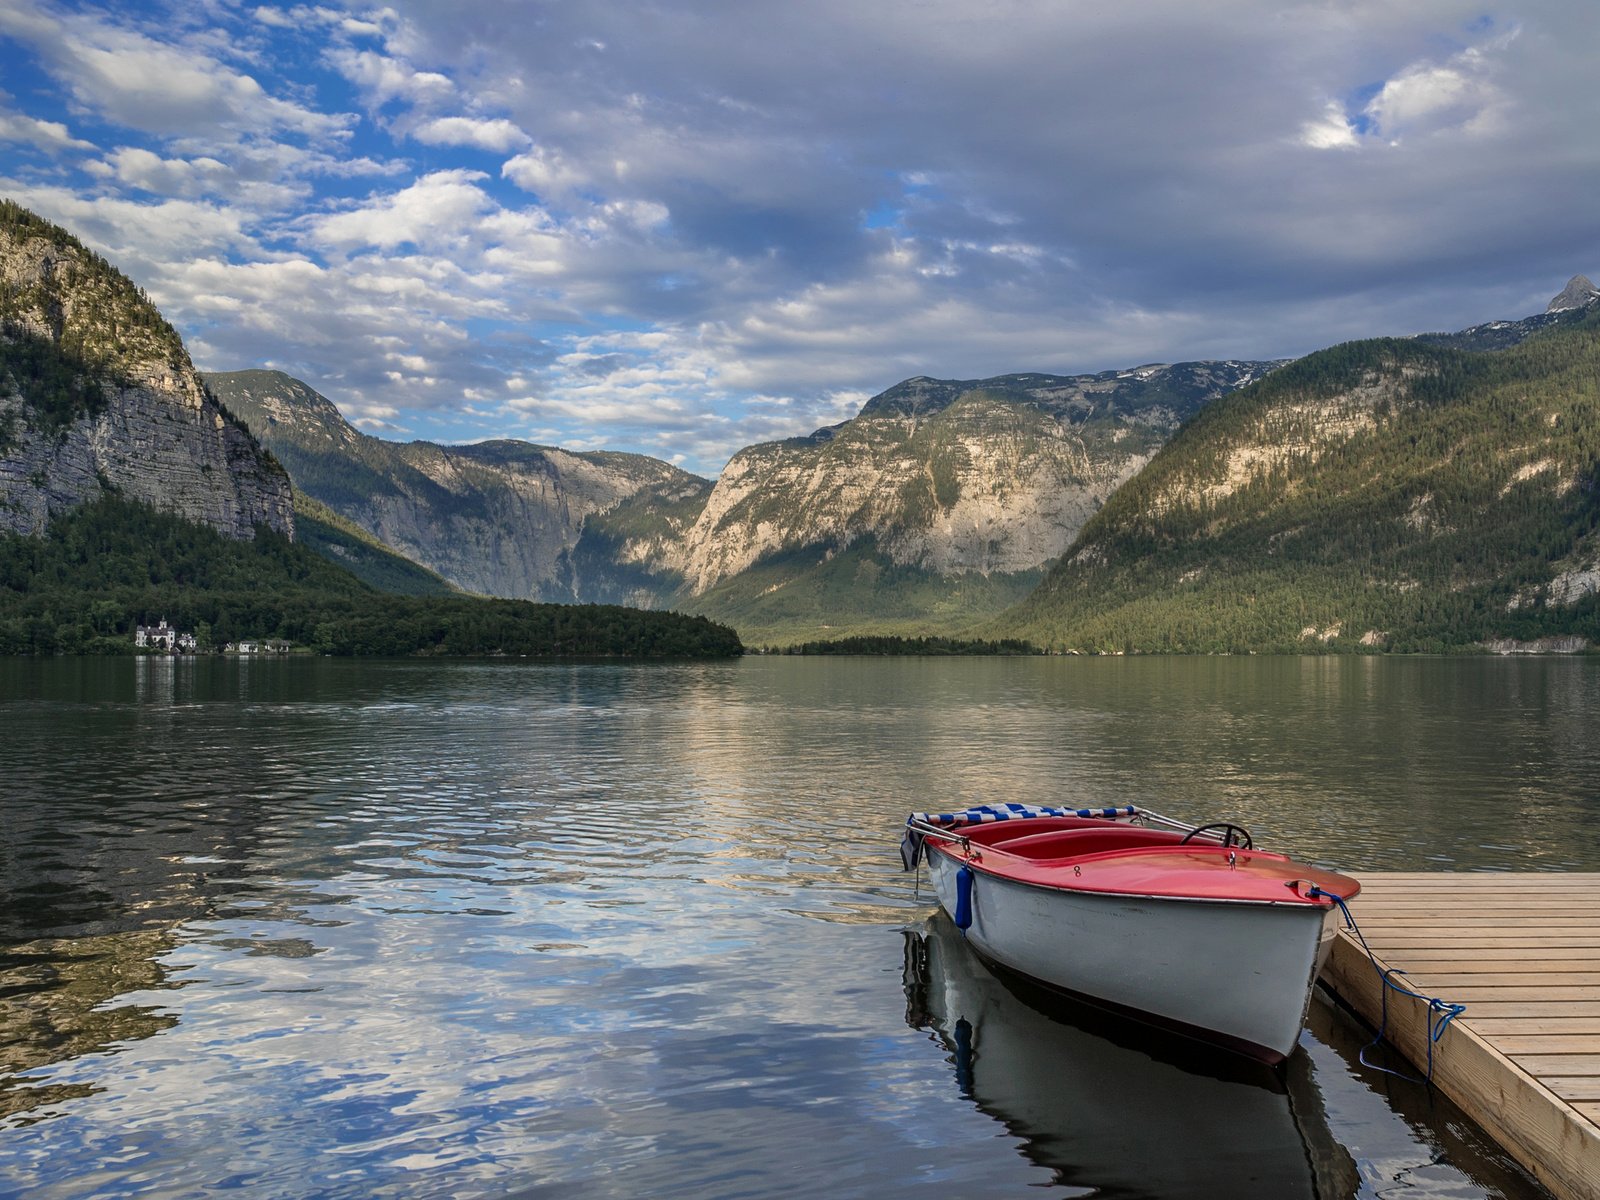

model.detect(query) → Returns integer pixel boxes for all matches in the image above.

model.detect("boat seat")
[994,827,1186,859]
[960,817,1124,846]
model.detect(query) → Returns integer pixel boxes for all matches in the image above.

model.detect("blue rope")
[1309,886,1466,1085]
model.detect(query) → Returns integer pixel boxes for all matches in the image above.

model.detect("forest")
[0,498,743,658]
[774,634,1041,655]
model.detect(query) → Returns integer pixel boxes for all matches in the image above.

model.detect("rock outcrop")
[1547,274,1599,313]
[0,203,291,539]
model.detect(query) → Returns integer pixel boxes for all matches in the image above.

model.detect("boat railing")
[906,817,974,848]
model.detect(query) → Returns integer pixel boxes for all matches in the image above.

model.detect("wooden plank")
[1354,876,1600,884]
[1491,1037,1600,1054]
[1390,987,1600,1003]
[1349,936,1600,949]
[1469,1019,1600,1035]
[1350,921,1600,928]
[1541,1081,1600,1102]
[1356,876,1600,883]
[1343,973,1600,987]
[1378,963,1600,976]
[1353,884,1600,892]
[1353,921,1599,929]
[1505,1055,1600,1076]
[1349,907,1600,918]
[1364,948,1600,963]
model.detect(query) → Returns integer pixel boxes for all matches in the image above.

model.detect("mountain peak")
[0,202,293,539]
[1546,274,1599,313]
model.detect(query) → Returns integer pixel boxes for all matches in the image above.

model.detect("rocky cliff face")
[0,203,292,540]
[207,369,710,601]
[675,362,1280,595]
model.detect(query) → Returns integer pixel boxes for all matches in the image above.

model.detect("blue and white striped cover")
[899,803,1139,870]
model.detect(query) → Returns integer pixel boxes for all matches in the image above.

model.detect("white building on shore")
[134,619,197,653]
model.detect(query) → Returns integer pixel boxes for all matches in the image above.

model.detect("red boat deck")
[1319,872,1600,1200]
[944,820,1358,903]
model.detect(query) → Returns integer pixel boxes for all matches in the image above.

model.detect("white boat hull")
[928,850,1340,1061]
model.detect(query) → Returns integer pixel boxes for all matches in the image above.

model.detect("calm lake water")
[3,654,1597,1199]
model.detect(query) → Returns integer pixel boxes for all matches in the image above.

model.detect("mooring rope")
[1309,886,1466,1084]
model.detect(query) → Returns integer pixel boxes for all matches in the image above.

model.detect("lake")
[3,654,1595,1199]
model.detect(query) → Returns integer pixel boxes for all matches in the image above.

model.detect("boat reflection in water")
[903,914,1361,1199]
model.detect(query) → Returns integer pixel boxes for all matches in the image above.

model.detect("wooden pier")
[1318,873,1600,1200]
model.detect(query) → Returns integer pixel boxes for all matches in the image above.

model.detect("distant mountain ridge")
[207,368,709,603]
[1413,274,1600,353]
[854,362,1280,421]
[216,358,1284,641]
[659,360,1282,641]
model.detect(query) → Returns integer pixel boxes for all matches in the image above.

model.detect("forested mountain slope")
[998,309,1600,652]
[0,206,741,659]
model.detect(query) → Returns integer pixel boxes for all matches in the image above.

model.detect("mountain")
[997,306,1600,653]
[669,362,1282,642]
[205,369,709,603]
[0,201,291,540]
[201,249,1599,650]
[213,361,1280,642]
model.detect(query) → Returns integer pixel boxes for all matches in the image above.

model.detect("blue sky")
[1,1,1596,476]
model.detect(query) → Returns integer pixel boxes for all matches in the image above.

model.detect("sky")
[0,0,1596,476]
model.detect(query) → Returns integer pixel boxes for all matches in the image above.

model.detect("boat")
[900,803,1361,1063]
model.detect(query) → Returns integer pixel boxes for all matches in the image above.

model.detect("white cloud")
[501,146,591,200]
[1299,102,1359,151]
[252,4,388,38]
[409,116,530,153]
[90,147,232,197]
[1,182,255,265]
[310,170,495,253]
[1365,61,1494,140]
[0,110,94,151]
[326,46,454,109]
[1,2,352,142]
[1359,29,1519,143]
